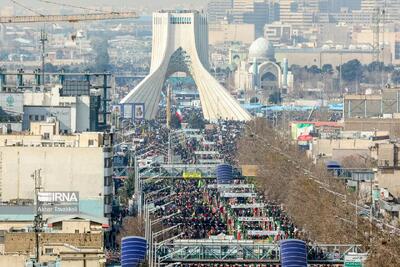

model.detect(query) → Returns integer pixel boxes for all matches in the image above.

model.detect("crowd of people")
[111,109,338,265]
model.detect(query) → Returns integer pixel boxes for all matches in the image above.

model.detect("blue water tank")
[216,164,233,184]
[121,236,147,267]
[280,239,307,267]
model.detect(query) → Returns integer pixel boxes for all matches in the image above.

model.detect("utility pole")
[31,169,43,264]
[166,84,171,129]
[40,29,47,87]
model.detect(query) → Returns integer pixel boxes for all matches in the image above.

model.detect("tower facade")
[121,10,251,121]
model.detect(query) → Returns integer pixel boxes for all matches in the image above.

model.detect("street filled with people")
[111,110,347,266]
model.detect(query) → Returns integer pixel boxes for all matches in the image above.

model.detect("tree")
[188,112,205,129]
[391,70,400,85]
[339,59,363,82]
[118,172,135,204]
[321,64,334,74]
[307,65,321,74]
[268,91,282,104]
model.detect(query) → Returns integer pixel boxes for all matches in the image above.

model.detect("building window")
[45,248,54,255]
[29,115,33,120]
[104,157,112,168]
[43,133,50,140]
[88,139,94,146]
[104,195,112,205]
[35,115,39,121]
[104,176,112,186]
[41,115,45,121]
[395,42,400,60]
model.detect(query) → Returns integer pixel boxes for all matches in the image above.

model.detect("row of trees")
[290,60,400,92]
[237,119,400,266]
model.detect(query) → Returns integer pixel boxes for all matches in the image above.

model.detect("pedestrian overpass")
[153,240,363,266]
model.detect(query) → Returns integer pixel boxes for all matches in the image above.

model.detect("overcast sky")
[0,0,207,14]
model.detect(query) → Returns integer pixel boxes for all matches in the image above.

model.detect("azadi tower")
[120,10,252,121]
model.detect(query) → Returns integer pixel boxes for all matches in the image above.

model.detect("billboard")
[0,92,23,114]
[37,191,79,215]
[121,103,134,119]
[133,103,145,120]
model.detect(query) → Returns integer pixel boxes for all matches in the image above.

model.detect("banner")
[238,217,271,222]
[247,230,279,236]
[133,103,145,120]
[230,203,265,209]
[183,171,202,179]
[221,192,257,198]
[208,184,254,189]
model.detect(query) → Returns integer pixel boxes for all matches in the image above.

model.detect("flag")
[175,109,183,122]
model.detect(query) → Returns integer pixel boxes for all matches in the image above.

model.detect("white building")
[22,85,92,133]
[234,37,293,103]
[0,120,113,218]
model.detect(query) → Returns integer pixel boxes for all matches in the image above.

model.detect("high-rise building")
[207,0,233,23]
[230,0,273,37]
[279,0,320,33]
[361,0,400,22]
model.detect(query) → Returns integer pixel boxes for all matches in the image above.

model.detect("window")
[104,176,112,186]
[104,157,112,168]
[88,139,94,146]
[41,115,45,121]
[29,115,33,120]
[395,42,400,60]
[45,248,54,255]
[43,133,50,140]
[35,115,39,121]
[104,195,113,205]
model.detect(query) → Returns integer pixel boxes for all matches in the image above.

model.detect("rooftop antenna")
[31,169,43,264]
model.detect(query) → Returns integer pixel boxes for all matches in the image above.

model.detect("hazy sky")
[0,0,207,14]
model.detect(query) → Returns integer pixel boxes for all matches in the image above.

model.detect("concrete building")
[352,30,400,65]
[273,45,392,67]
[209,22,255,45]
[279,0,319,34]
[0,120,113,218]
[121,10,251,121]
[264,22,292,45]
[343,89,400,137]
[207,0,233,23]
[0,213,106,266]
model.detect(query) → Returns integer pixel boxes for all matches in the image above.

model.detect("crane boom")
[0,12,138,24]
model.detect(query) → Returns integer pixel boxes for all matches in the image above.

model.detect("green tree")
[339,59,363,82]
[391,70,400,85]
[307,65,321,74]
[118,172,135,203]
[268,91,282,104]
[321,64,334,74]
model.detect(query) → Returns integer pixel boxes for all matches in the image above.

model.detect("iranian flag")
[175,109,183,122]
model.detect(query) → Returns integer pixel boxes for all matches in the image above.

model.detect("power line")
[9,0,44,16]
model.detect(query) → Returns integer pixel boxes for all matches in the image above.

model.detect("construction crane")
[0,12,138,24]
